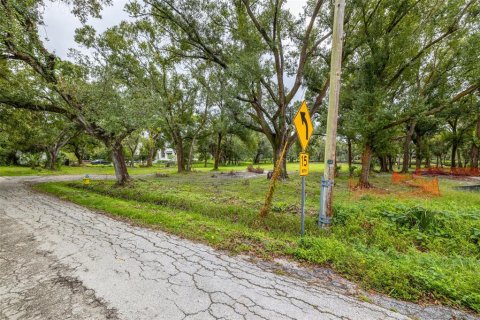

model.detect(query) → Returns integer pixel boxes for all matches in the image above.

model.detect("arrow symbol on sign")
[300,112,308,140]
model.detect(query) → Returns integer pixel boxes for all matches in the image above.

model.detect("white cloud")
[41,0,130,59]
[285,0,308,16]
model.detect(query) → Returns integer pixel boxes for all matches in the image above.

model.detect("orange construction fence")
[408,176,440,195]
[392,172,440,195]
[415,167,480,177]
[392,172,412,184]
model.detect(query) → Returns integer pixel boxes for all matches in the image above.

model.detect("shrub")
[349,165,357,176]
[382,206,440,232]
[247,164,264,174]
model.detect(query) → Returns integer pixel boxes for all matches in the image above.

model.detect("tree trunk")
[146,131,160,167]
[6,151,19,165]
[146,147,156,167]
[46,149,59,170]
[259,136,290,218]
[457,148,463,168]
[470,116,480,169]
[379,156,388,172]
[358,143,373,187]
[451,143,458,168]
[187,137,196,172]
[415,137,422,170]
[176,138,185,173]
[111,140,130,185]
[44,130,76,170]
[213,133,222,171]
[73,146,83,165]
[347,138,353,174]
[472,147,479,169]
[130,154,135,168]
[272,139,288,178]
[415,155,422,170]
[253,152,261,164]
[402,121,416,173]
[388,155,394,172]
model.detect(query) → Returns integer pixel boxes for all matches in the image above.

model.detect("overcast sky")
[41,0,309,103]
[42,0,130,58]
[42,0,308,59]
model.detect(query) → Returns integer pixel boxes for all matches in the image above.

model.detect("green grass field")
[0,162,336,176]
[0,162,259,176]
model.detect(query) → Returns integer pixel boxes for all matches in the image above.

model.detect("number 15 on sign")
[300,153,309,176]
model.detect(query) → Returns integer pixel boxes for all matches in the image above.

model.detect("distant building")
[155,148,176,162]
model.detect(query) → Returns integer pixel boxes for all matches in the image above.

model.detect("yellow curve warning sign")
[293,101,313,151]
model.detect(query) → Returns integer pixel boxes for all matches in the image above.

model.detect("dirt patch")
[211,170,267,179]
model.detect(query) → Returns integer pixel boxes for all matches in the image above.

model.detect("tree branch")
[286,0,324,104]
[0,98,71,115]
[386,0,475,87]
[310,79,330,115]
[382,83,480,130]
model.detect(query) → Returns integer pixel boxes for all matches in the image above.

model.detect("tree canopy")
[0,0,479,186]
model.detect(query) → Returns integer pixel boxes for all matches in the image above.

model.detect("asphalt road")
[0,176,477,320]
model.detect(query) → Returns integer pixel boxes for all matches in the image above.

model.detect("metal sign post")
[299,153,309,237]
[301,175,305,237]
[294,102,313,237]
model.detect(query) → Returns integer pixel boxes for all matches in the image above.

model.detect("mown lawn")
[35,168,480,313]
[0,162,262,176]
[0,164,156,176]
[0,162,335,177]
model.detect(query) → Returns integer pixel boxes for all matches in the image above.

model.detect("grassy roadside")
[35,172,480,313]
[0,163,222,176]
[0,164,160,176]
[0,162,342,177]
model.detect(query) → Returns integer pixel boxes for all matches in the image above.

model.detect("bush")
[382,206,441,232]
[349,165,358,176]
[22,153,42,169]
[247,164,264,174]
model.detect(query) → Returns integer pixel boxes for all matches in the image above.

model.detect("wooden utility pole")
[319,0,345,227]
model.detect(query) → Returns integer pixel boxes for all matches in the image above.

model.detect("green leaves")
[74,25,97,47]
[60,0,112,23]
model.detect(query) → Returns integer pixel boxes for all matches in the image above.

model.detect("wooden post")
[319,0,345,227]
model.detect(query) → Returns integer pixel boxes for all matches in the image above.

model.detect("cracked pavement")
[0,176,477,320]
